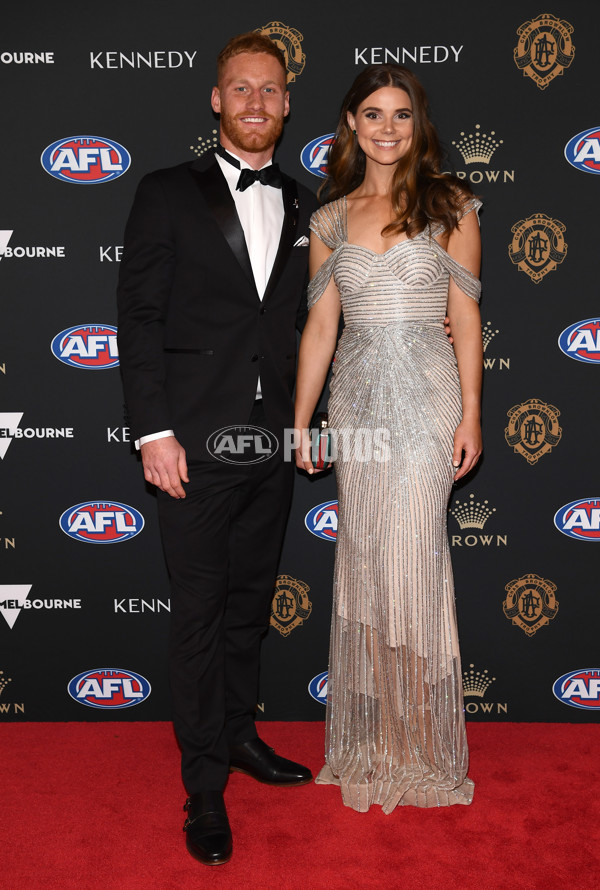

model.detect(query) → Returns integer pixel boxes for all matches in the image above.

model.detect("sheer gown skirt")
[315,323,474,813]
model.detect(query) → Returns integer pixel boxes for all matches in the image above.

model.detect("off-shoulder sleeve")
[309,200,345,249]
[307,252,337,310]
[306,200,344,309]
[430,197,482,303]
[441,252,481,302]
[449,196,482,301]
[457,196,482,223]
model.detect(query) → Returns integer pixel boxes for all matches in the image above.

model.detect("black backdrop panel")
[1,2,599,723]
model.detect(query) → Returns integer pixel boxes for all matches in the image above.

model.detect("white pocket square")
[293,235,310,247]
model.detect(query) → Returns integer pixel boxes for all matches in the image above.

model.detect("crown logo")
[452,124,503,165]
[450,493,496,529]
[0,670,12,696]
[482,321,499,352]
[463,664,496,698]
[190,129,219,158]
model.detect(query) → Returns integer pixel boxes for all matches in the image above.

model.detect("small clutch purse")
[309,411,333,470]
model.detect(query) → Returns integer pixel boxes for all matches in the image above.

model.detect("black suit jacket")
[117,157,319,459]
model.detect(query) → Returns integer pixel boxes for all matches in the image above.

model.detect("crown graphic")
[450,493,496,529]
[0,671,12,696]
[463,664,496,698]
[452,124,503,165]
[482,321,499,352]
[190,129,219,158]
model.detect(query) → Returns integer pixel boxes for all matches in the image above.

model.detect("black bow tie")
[215,144,282,192]
[236,166,282,191]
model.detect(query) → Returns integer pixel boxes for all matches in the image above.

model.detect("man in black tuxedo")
[117,33,318,866]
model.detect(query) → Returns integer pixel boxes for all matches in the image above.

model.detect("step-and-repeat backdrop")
[2,2,598,723]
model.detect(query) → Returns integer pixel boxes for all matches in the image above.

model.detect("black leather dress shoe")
[229,737,312,786]
[183,791,232,865]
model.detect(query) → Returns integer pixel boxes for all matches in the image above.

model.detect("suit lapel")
[262,174,299,304]
[189,160,257,294]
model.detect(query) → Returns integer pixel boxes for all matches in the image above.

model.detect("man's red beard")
[220,111,284,155]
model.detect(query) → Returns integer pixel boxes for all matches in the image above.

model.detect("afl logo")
[301,134,335,178]
[558,319,600,364]
[51,324,119,369]
[68,668,151,709]
[60,501,145,543]
[553,669,600,710]
[554,498,600,541]
[41,136,131,184]
[305,500,338,541]
[564,127,600,174]
[308,670,328,704]
[206,425,278,464]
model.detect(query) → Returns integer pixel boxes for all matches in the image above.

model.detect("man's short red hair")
[217,32,287,82]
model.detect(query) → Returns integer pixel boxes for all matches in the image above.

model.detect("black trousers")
[157,402,294,793]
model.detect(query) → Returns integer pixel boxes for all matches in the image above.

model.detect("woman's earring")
[352,129,356,135]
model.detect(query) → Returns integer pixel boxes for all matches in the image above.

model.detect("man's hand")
[444,315,454,345]
[141,436,189,498]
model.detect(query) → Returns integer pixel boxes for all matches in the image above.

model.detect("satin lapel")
[189,161,257,293]
[262,174,299,304]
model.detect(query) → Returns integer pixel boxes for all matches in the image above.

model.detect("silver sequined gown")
[308,196,481,813]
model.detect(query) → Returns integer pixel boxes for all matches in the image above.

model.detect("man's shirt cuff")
[135,430,175,450]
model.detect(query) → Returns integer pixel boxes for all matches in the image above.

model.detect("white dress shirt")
[136,149,284,449]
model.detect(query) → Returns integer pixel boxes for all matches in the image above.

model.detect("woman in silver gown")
[294,65,483,813]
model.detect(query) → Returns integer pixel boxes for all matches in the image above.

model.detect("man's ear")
[211,86,221,114]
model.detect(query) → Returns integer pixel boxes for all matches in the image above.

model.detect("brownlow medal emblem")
[514,14,575,90]
[256,22,306,83]
[504,398,562,464]
[270,574,312,637]
[503,574,559,636]
[508,214,567,283]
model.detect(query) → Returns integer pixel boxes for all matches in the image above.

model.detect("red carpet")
[1,721,598,889]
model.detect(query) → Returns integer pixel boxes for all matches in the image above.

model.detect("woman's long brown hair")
[320,64,473,238]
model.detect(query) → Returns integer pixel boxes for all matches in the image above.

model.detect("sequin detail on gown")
[309,196,481,813]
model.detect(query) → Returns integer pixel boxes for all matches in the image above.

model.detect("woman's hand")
[452,417,482,481]
[294,427,323,475]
